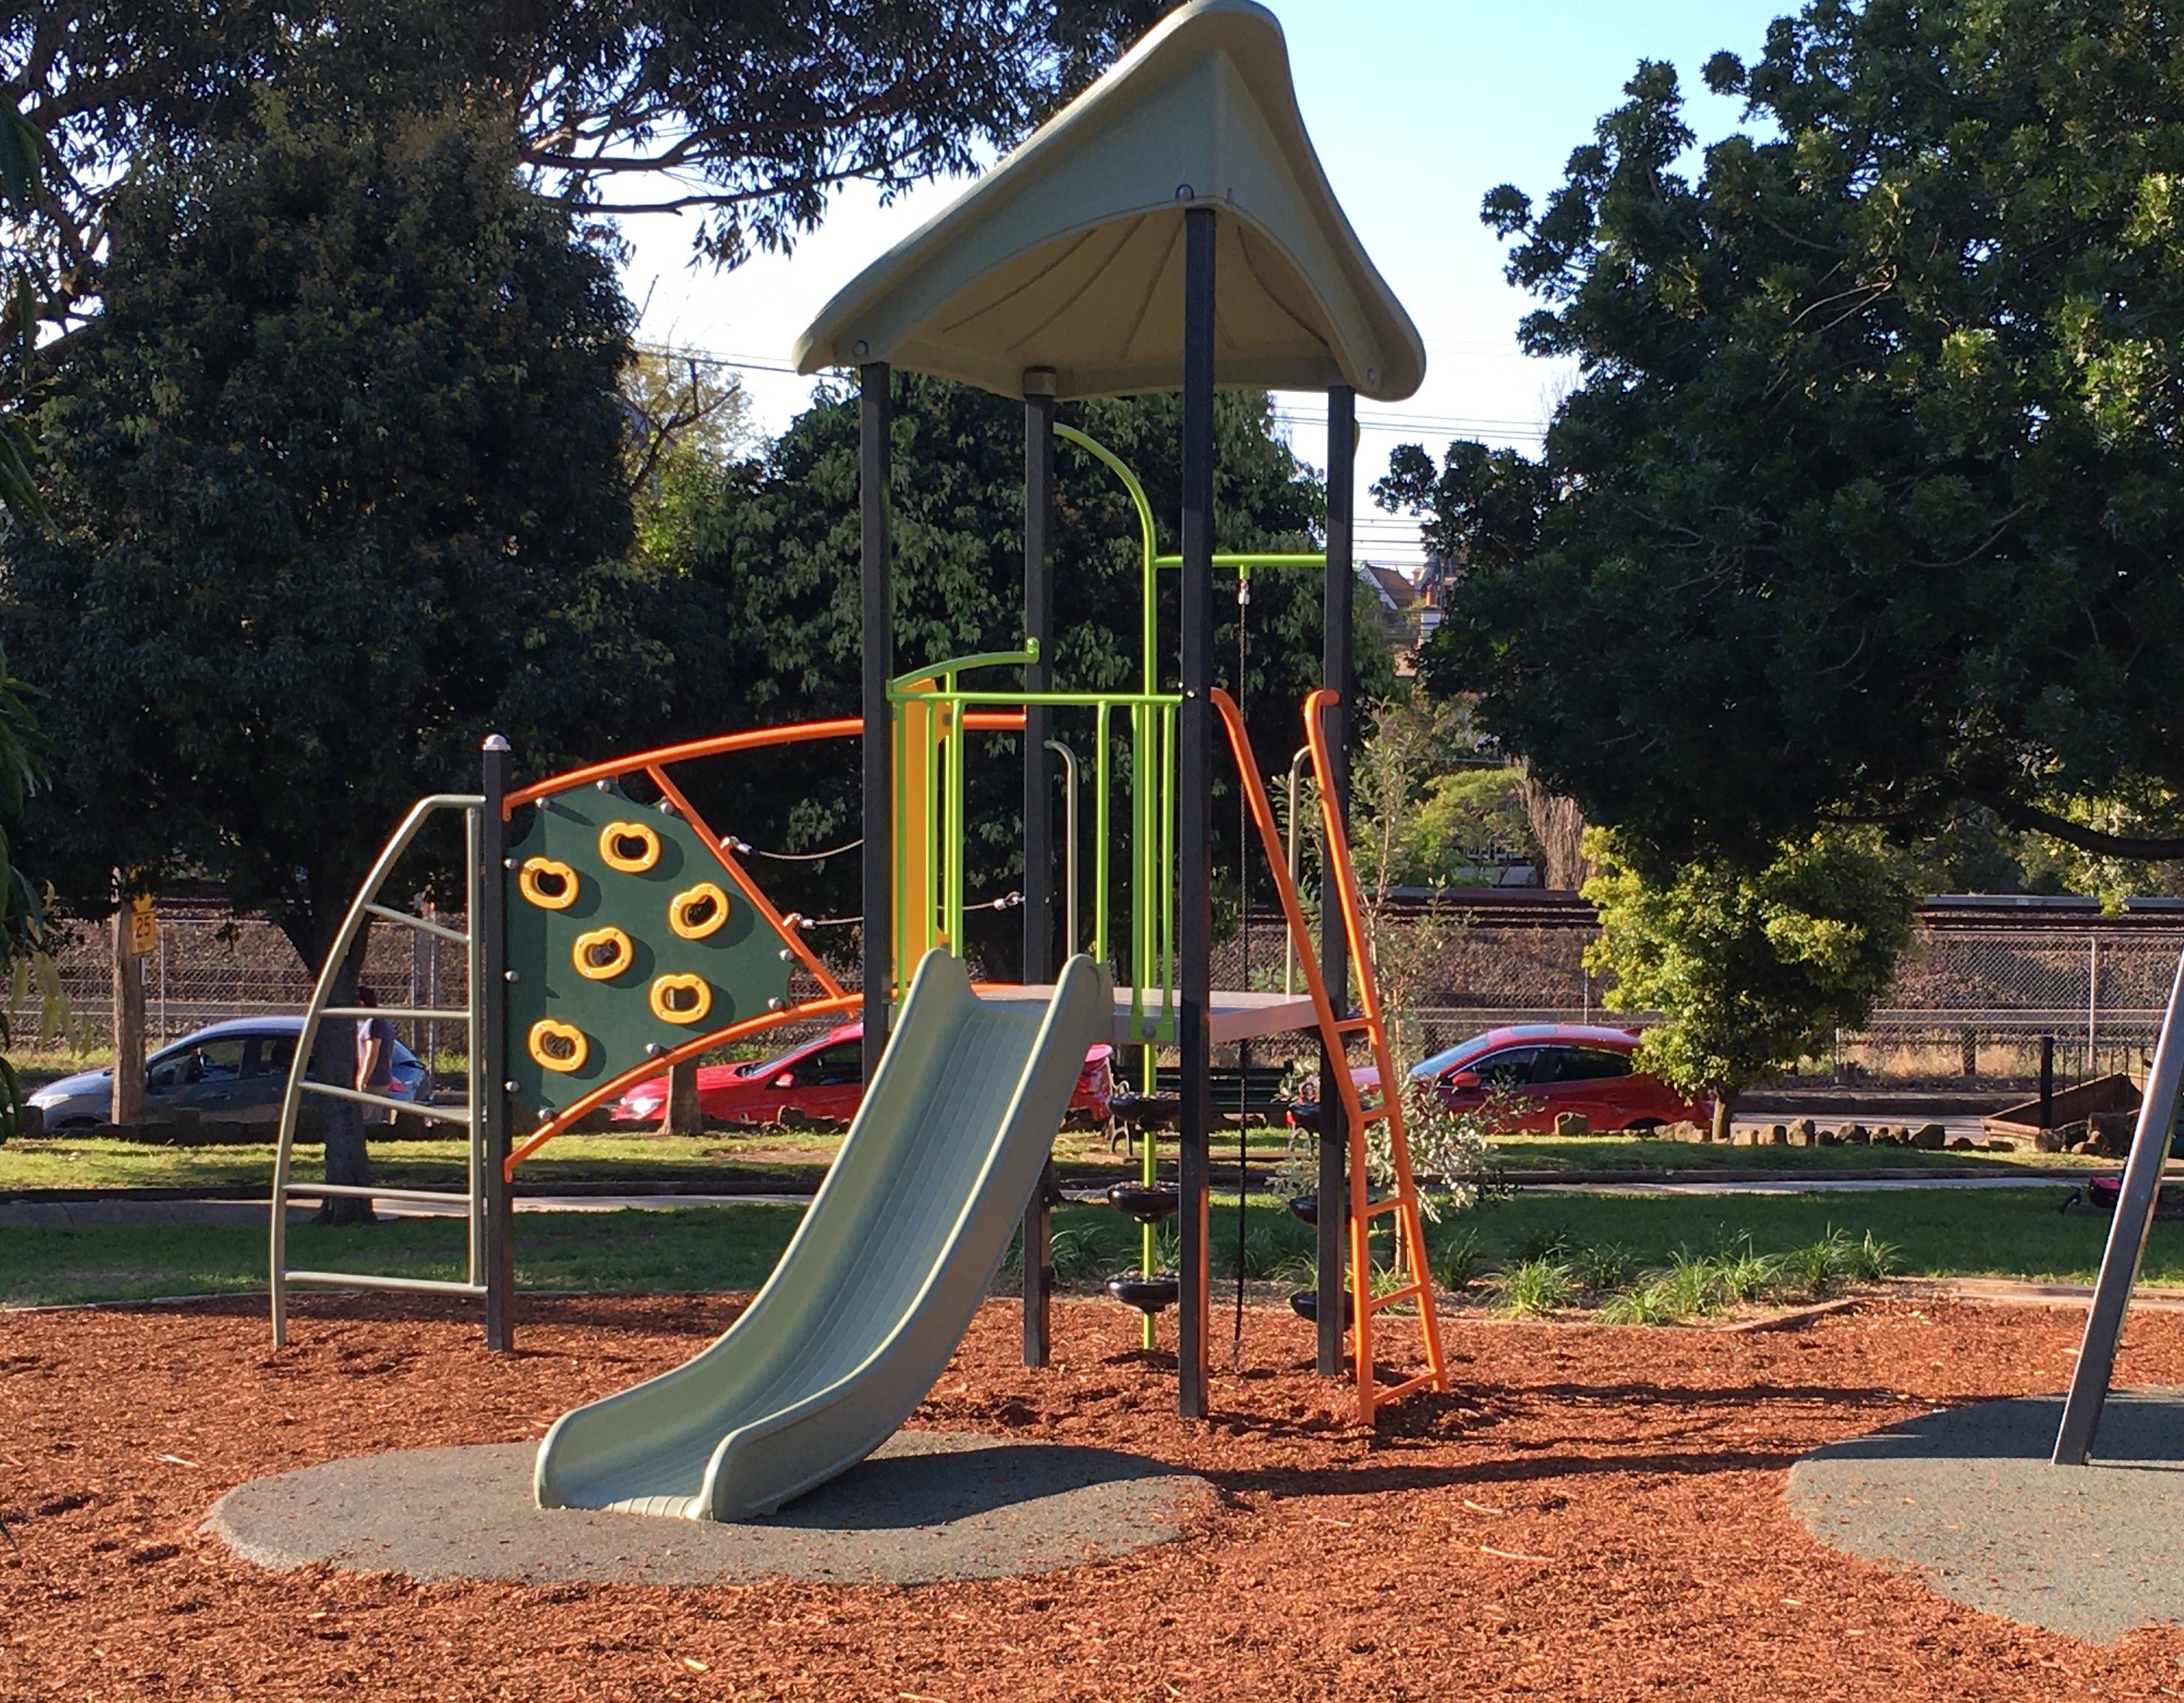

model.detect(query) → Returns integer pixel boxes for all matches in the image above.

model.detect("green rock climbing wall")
[504,787,791,1120]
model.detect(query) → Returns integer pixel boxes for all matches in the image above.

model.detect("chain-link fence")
[42,902,471,1073]
[1218,903,2184,1087]
[37,894,2184,1091]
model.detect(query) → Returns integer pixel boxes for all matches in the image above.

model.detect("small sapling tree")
[1583,828,1919,1141]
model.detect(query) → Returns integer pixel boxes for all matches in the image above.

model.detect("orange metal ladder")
[1211,687,1448,1423]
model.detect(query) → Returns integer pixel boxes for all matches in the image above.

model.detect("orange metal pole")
[504,995,860,1175]
[645,764,847,1002]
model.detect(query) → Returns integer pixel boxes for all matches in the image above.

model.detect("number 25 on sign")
[128,896,157,956]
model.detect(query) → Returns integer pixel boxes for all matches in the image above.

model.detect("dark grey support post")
[2055,947,2184,1463]
[861,363,893,1081]
[1022,368,1057,1367]
[1177,204,1217,1418]
[479,734,515,1353]
[1316,385,1355,1378]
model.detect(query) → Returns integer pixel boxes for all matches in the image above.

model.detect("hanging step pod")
[1109,1092,1182,1132]
[1288,1288,1355,1326]
[1106,1272,1182,1314]
[1105,1181,1181,1224]
[1287,1194,1318,1227]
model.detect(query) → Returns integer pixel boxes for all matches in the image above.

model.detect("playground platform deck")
[981,984,1319,1046]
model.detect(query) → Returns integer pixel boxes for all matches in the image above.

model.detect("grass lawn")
[0,1124,2098,1196]
[6,1184,2180,1310]
[0,1133,849,1193]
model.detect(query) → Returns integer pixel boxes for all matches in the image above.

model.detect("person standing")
[355,986,398,1112]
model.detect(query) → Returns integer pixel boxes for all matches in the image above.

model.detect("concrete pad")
[1788,1389,2184,1642]
[208,1431,1211,1587]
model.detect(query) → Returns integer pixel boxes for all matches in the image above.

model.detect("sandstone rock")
[1912,1124,1947,1151]
[1553,1111,1591,1136]
[1791,1118,1819,1147]
[1664,1120,1705,1143]
[1947,1135,1976,1150]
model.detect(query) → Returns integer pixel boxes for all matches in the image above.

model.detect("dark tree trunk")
[314,928,375,1225]
[1710,1086,1738,1146]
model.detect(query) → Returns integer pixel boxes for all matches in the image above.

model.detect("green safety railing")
[886,427,1331,1050]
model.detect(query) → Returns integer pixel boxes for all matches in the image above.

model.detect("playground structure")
[265,0,1461,1518]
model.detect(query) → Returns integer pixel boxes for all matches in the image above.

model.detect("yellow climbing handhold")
[527,1019,589,1073]
[599,820,662,873]
[649,973,712,1026]
[669,881,731,940]
[518,856,578,911]
[572,926,634,981]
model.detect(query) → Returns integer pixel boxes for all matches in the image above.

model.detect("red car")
[1367,1023,1710,1134]
[609,1023,1115,1130]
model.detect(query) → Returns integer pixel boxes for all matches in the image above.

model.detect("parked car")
[610,1022,1115,1130]
[25,1017,427,1131]
[1351,1023,1709,1134]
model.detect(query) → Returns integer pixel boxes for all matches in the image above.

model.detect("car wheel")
[1626,1118,1664,1135]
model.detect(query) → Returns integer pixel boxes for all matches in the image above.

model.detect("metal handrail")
[283,1271,489,1297]
[1046,739,1079,956]
[270,792,483,1345]
[299,1080,473,1125]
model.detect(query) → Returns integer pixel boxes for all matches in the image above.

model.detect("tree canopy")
[3,0,1169,344]
[1384,0,2184,870]
[7,101,643,972]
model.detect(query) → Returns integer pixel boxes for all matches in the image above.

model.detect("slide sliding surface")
[534,950,1111,1521]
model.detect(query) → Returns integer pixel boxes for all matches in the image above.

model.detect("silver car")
[25,1016,425,1131]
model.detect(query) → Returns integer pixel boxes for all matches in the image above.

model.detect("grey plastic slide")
[534,948,1112,1522]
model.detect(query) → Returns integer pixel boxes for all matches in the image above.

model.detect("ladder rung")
[281,1182,474,1205]
[1367,1282,1429,1314]
[282,1271,488,1298]
[300,1082,473,1126]
[1332,1016,1374,1033]
[1371,1369,1443,1404]
[1356,1197,1405,1218]
[363,903,470,946]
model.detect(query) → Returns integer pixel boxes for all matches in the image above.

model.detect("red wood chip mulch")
[3,1292,2182,1701]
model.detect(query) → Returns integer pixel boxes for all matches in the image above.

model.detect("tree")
[13,101,643,966]
[5,101,645,1215]
[1584,826,1921,1139]
[1384,0,2184,869]
[3,0,1170,342]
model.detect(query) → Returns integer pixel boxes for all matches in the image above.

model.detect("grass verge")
[4,1184,2178,1310]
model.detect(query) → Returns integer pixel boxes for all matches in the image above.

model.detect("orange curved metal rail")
[505,994,862,1177]
[1212,687,1446,1424]
[498,711,1028,1172]
[503,711,1025,811]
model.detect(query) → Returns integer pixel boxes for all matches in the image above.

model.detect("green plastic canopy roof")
[792,0,1424,404]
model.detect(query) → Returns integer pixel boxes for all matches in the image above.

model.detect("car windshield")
[1410,1035,1505,1077]
[741,1035,848,1080]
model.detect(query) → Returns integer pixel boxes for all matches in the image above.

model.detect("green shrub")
[1512,1224,1576,1263]
[1569,1241,1633,1292]
[1596,1278,1678,1325]
[1499,1256,1575,1316]
[1431,1227,1483,1293]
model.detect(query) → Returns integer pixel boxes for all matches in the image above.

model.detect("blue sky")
[621,0,1795,570]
